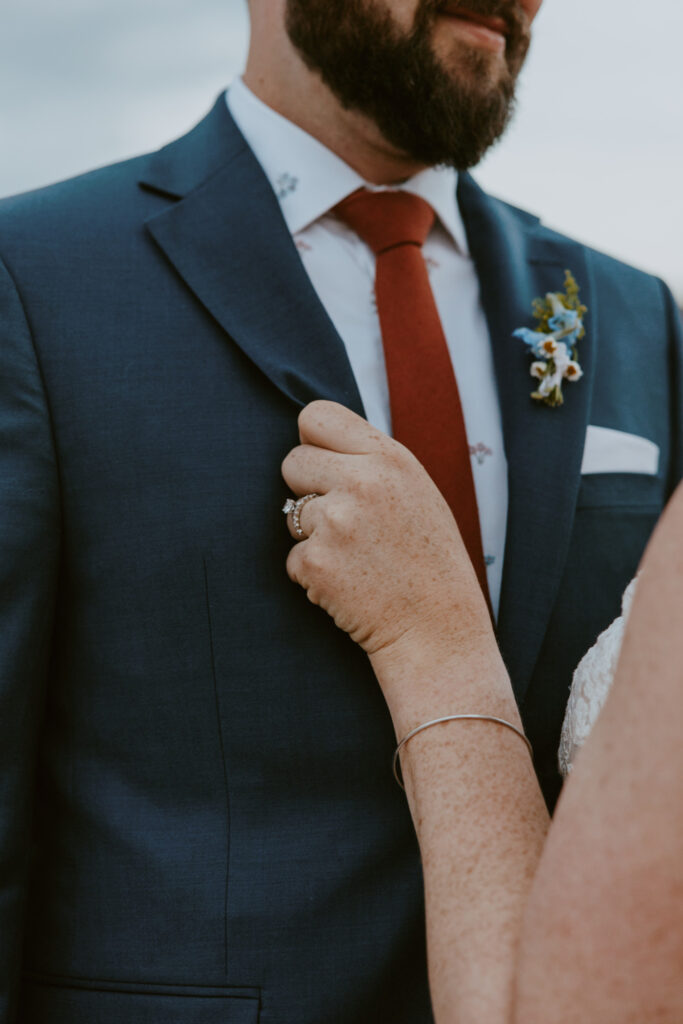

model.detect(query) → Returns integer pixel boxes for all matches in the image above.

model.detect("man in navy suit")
[1,0,681,1021]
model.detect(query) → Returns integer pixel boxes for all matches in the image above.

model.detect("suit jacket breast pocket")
[563,476,664,649]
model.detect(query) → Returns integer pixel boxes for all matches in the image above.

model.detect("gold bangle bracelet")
[393,714,534,790]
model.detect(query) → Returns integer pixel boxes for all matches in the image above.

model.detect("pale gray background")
[2,0,681,298]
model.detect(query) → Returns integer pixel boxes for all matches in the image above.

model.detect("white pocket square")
[581,425,660,476]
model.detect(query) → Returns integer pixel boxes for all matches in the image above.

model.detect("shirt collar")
[226,78,469,256]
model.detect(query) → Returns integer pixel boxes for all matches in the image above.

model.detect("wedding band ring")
[282,493,319,539]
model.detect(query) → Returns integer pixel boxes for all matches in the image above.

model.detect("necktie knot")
[333,188,435,255]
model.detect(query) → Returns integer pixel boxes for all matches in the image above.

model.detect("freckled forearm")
[405,725,548,1023]
[369,634,549,1024]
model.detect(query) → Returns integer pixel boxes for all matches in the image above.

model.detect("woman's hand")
[282,401,494,669]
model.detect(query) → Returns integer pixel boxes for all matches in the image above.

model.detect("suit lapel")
[459,175,596,702]
[139,97,364,415]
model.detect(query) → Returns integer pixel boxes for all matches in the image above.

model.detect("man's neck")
[243,58,427,186]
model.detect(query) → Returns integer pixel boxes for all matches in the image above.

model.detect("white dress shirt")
[227,79,508,617]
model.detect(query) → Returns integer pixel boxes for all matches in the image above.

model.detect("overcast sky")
[2,0,681,299]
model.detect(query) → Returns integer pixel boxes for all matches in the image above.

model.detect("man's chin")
[431,8,530,90]
[434,36,512,93]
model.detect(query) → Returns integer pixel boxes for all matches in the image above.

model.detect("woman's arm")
[371,635,549,1024]
[512,484,683,1023]
[283,401,549,1023]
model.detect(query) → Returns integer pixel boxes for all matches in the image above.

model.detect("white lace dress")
[558,579,637,777]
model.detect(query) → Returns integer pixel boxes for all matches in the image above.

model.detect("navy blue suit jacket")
[0,96,681,1023]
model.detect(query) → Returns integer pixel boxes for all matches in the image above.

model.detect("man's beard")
[285,0,531,170]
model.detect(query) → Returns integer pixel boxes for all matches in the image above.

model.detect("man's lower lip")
[438,13,507,53]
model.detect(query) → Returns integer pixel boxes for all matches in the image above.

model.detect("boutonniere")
[513,270,587,408]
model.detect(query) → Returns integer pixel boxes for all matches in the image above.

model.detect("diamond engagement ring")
[282,493,319,539]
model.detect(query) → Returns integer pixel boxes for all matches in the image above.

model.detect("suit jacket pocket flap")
[20,976,260,1023]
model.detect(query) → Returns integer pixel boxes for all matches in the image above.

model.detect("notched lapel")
[459,175,596,701]
[141,101,364,416]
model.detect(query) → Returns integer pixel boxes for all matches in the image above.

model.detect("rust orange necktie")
[334,188,490,605]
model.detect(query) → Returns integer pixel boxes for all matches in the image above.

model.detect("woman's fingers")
[283,403,410,514]
[282,444,357,497]
[298,400,390,454]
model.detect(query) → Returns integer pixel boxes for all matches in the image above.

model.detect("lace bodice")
[558,578,637,777]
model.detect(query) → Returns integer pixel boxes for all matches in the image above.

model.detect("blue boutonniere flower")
[513,270,587,408]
